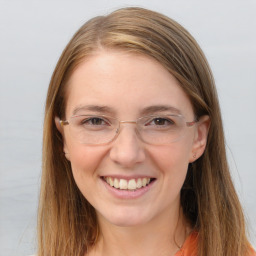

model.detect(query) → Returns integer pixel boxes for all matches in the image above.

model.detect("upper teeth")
[105,177,151,190]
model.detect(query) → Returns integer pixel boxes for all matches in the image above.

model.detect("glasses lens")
[138,115,186,144]
[66,114,189,145]
[69,115,118,144]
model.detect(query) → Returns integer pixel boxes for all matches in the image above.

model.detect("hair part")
[38,7,251,256]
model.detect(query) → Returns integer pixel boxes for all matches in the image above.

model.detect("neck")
[88,206,191,256]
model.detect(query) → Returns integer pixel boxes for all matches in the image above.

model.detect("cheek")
[149,140,193,178]
[146,142,193,211]
[67,143,108,185]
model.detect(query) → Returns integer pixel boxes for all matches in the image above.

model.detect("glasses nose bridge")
[117,120,138,131]
[115,120,139,138]
[119,120,137,125]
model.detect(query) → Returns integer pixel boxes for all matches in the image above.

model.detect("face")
[57,50,208,228]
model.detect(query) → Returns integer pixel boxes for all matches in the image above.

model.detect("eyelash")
[146,117,175,126]
[81,117,110,126]
[79,116,176,127]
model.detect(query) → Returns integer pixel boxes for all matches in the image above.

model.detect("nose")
[109,124,146,168]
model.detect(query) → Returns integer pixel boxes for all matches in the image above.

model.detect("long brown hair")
[38,7,251,256]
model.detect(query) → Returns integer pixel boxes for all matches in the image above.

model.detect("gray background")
[0,0,255,255]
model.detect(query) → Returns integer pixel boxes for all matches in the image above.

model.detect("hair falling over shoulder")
[38,7,253,256]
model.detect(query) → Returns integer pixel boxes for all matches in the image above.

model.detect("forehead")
[65,50,194,118]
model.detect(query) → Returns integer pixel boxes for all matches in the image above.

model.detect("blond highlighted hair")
[38,7,251,256]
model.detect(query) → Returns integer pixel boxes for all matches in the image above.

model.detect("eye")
[81,117,110,126]
[146,117,175,126]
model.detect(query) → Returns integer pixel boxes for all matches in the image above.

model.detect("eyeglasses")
[59,114,198,145]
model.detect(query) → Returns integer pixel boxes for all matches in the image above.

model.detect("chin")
[110,218,146,228]
[99,208,150,227]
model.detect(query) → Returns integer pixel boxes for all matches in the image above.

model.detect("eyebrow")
[140,105,182,116]
[72,105,116,116]
[72,104,182,116]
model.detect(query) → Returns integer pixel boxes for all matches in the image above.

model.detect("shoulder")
[250,248,256,256]
[175,231,198,256]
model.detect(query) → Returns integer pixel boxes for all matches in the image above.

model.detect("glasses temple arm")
[60,120,69,126]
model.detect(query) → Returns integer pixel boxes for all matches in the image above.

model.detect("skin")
[56,50,209,256]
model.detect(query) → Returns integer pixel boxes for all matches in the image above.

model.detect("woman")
[38,7,255,256]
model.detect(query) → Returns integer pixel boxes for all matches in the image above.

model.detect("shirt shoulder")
[175,231,198,256]
[250,248,256,256]
[175,232,256,256]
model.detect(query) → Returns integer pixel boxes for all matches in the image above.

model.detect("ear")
[55,116,70,161]
[189,115,210,163]
[55,116,63,134]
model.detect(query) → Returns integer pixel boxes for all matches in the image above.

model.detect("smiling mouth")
[102,177,155,190]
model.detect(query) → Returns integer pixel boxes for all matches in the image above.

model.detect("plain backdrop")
[0,0,255,255]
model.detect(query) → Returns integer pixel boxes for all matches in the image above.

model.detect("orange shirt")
[174,231,256,256]
[175,231,197,256]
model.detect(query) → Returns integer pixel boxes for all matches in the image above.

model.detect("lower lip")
[101,178,156,199]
